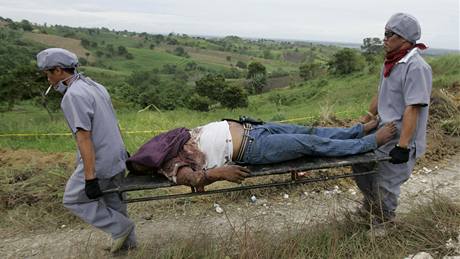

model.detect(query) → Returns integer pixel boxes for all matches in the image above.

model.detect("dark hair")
[62,67,76,74]
[48,67,76,74]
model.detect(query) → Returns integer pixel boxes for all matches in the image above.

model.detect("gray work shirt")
[377,48,432,158]
[61,75,127,179]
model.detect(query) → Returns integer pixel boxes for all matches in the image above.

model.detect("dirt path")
[1,154,459,258]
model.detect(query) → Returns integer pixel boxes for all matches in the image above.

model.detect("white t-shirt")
[194,121,233,169]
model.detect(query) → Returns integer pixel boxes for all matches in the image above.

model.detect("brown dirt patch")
[283,51,306,63]
[0,148,74,172]
[265,75,302,91]
[23,32,95,62]
[0,149,74,209]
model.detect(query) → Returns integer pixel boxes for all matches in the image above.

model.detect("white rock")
[421,179,428,183]
[407,252,433,259]
[250,195,257,203]
[215,206,224,214]
[283,193,289,199]
[213,203,220,208]
[423,167,432,173]
[445,234,460,254]
[61,224,66,229]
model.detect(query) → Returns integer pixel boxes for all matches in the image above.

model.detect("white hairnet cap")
[385,13,421,43]
[36,48,79,70]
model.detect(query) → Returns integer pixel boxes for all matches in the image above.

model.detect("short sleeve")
[403,64,432,106]
[61,92,94,133]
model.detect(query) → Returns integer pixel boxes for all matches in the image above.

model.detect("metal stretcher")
[104,152,389,203]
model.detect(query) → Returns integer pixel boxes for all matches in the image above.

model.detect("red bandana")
[384,43,427,77]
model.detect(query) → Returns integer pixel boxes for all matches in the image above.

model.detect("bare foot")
[375,122,397,146]
[363,116,379,134]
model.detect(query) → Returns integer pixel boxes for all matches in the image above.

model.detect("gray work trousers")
[63,167,137,246]
[352,148,416,220]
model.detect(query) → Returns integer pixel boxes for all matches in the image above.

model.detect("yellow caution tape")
[0,111,359,138]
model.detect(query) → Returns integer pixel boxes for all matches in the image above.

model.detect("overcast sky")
[0,0,458,50]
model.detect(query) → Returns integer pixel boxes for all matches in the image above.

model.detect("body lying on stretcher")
[126,118,396,191]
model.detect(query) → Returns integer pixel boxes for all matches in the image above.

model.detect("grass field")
[23,29,338,80]
[0,77,373,153]
[1,54,458,153]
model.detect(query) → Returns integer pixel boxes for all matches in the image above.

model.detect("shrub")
[236,61,247,69]
[220,84,248,109]
[188,93,211,111]
[328,48,365,75]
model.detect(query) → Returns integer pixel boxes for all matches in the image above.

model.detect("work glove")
[85,178,103,199]
[389,145,410,164]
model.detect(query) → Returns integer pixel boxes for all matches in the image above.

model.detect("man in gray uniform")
[355,13,432,228]
[37,48,137,253]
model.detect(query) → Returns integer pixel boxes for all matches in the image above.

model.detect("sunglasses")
[384,30,398,39]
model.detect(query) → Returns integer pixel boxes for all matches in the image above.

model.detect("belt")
[235,123,252,162]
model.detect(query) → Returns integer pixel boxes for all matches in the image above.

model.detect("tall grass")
[24,195,457,259]
[129,196,460,258]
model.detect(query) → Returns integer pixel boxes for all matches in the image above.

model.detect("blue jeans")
[240,123,377,164]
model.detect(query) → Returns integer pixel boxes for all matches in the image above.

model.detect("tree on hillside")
[185,61,197,71]
[247,73,266,94]
[188,93,212,111]
[0,29,47,111]
[106,44,115,55]
[167,37,178,45]
[236,61,247,69]
[299,62,324,81]
[246,62,267,94]
[361,37,384,62]
[81,38,90,48]
[161,64,177,74]
[173,47,189,58]
[0,63,43,110]
[220,84,248,109]
[19,19,33,31]
[361,37,383,57]
[247,61,266,79]
[153,34,164,44]
[328,48,365,75]
[122,70,190,110]
[195,74,226,102]
[117,46,128,56]
[95,50,104,57]
[263,49,273,59]
[223,67,243,79]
